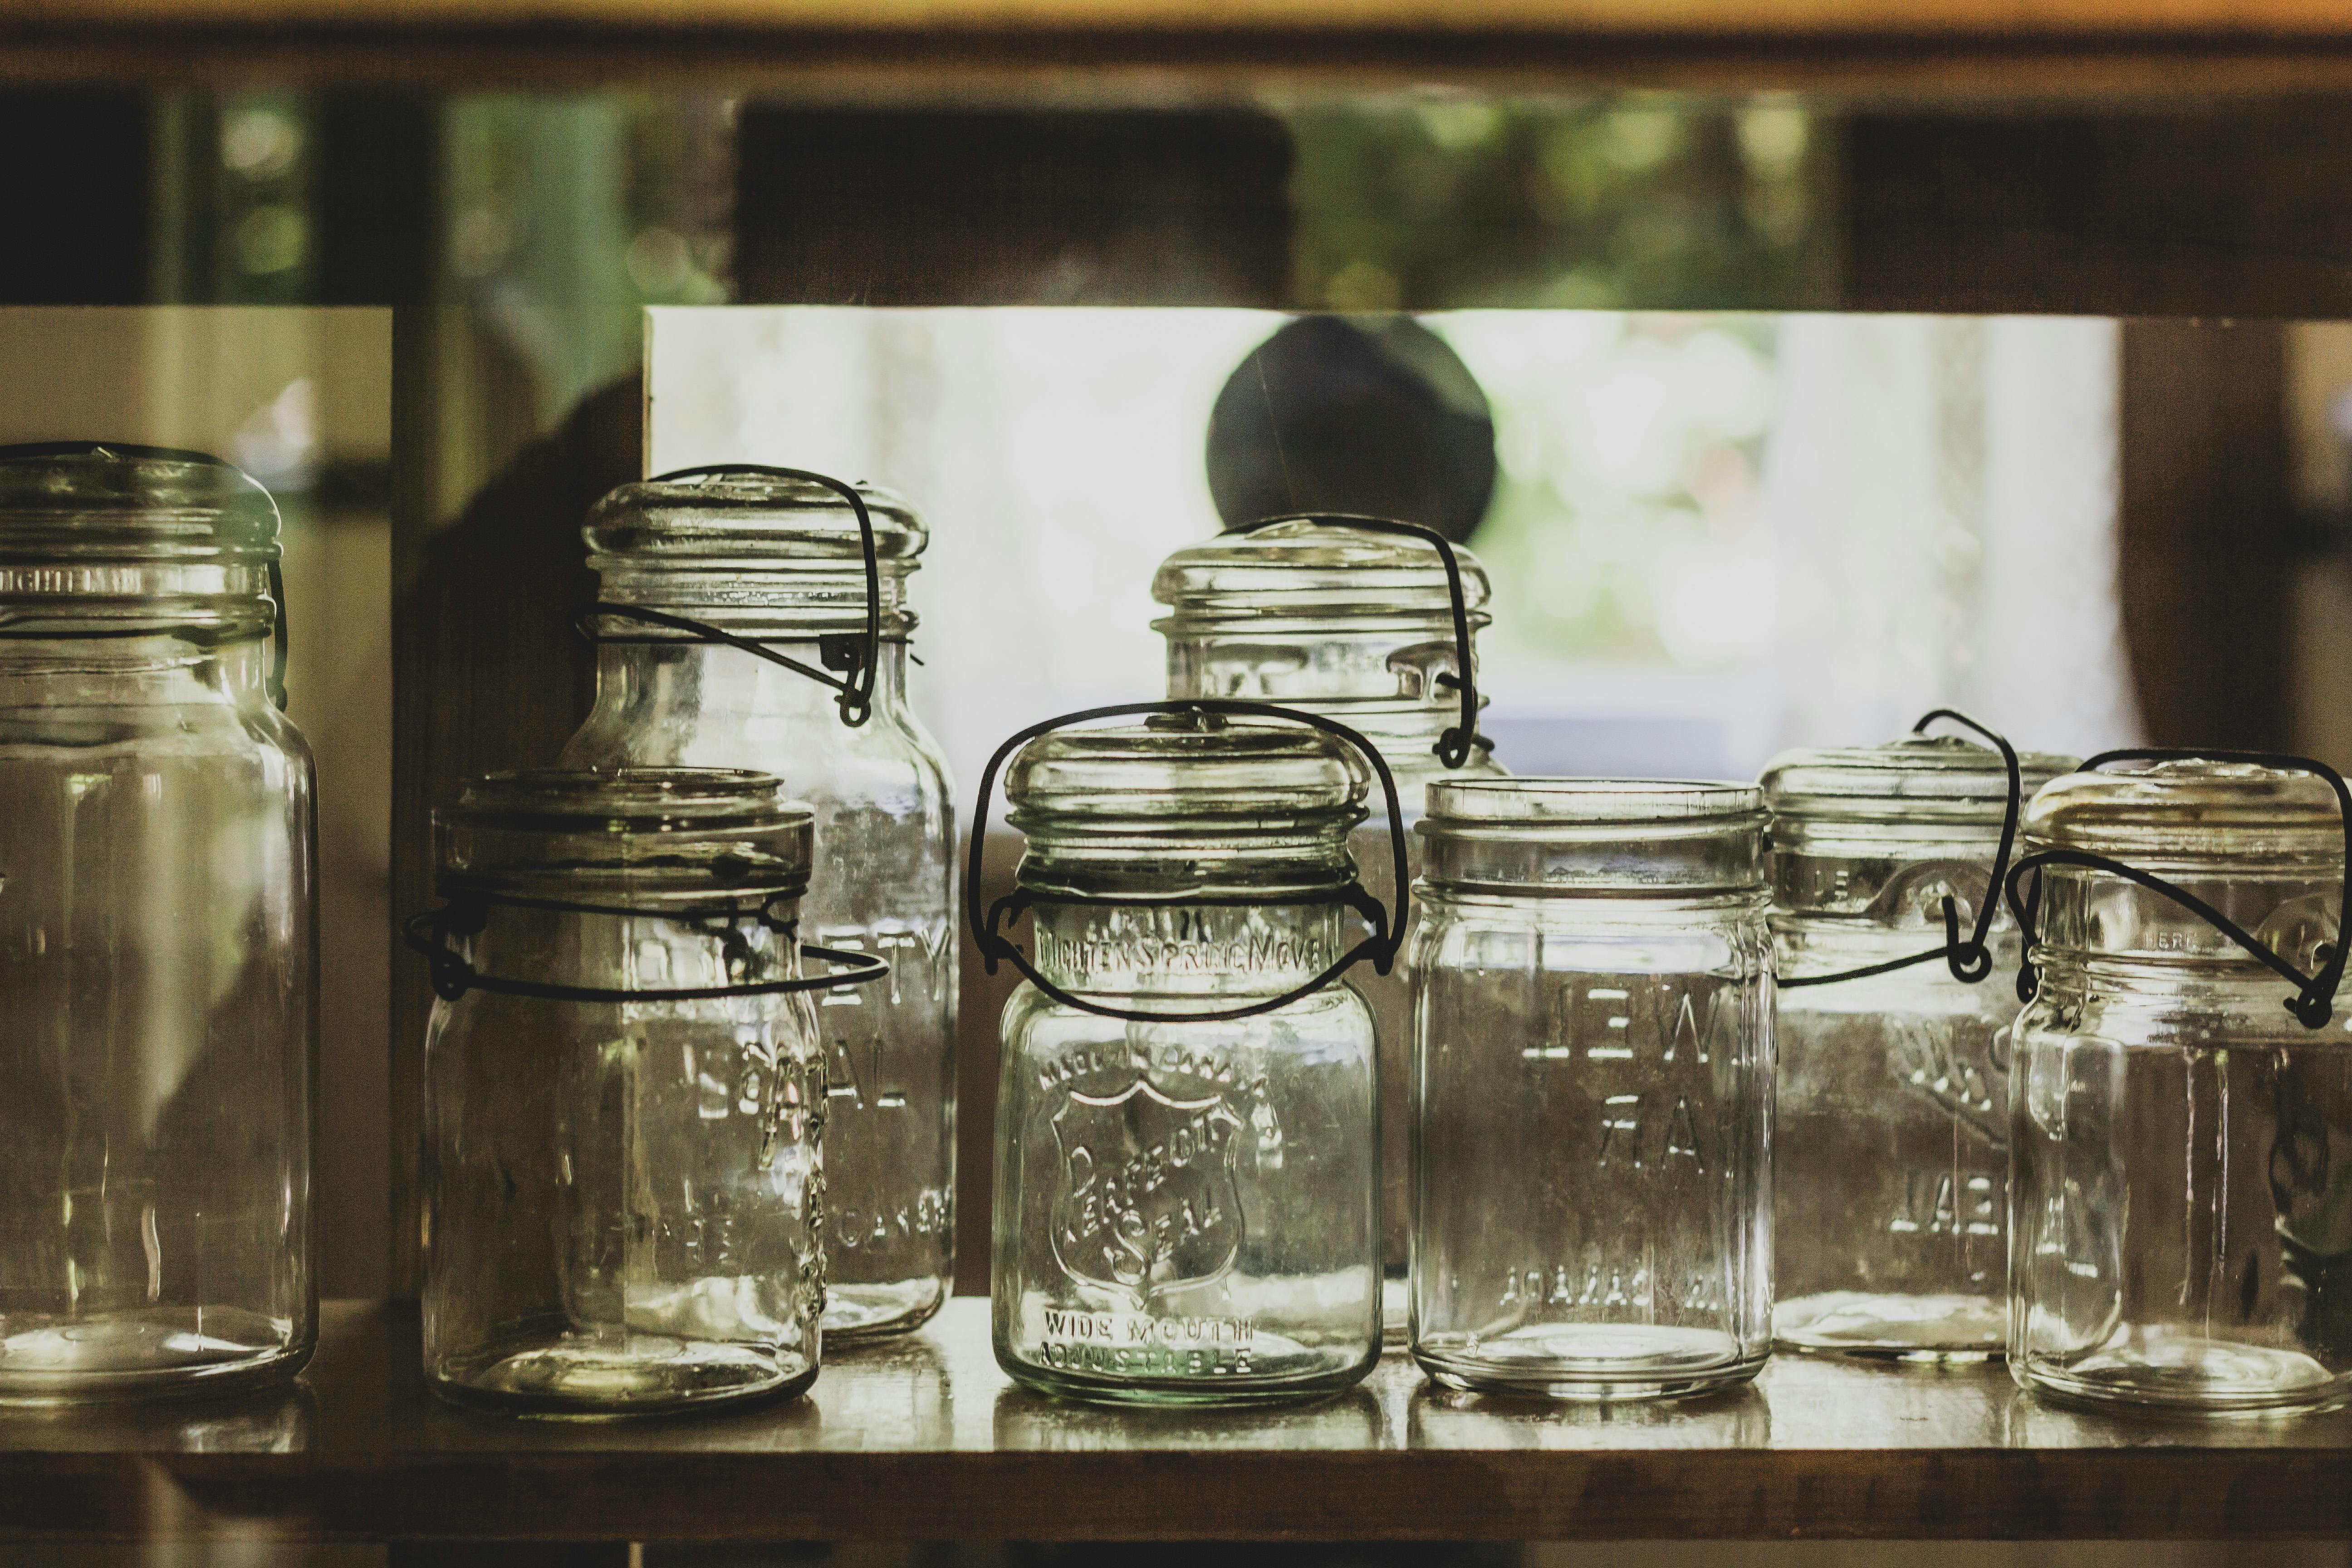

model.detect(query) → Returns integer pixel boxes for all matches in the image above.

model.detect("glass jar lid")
[2025,758,2344,873]
[435,767,814,902]
[1151,519,1491,625]
[1005,710,1370,896]
[1762,734,2077,828]
[585,472,924,567]
[0,443,279,637]
[1420,778,1766,895]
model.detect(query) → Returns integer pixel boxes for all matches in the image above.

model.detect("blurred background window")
[647,305,2138,796]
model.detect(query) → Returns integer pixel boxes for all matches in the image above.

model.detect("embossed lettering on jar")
[2009,760,2352,1415]
[1765,734,2074,1362]
[988,712,1383,1406]
[563,471,956,1339]
[0,445,315,1403]
[1152,520,1504,1333]
[418,770,828,1416]
[1410,780,1773,1401]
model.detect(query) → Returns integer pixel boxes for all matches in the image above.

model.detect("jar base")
[1774,1292,2006,1364]
[825,1277,949,1343]
[1000,1359,1367,1408]
[431,1334,815,1417]
[2016,1337,2351,1417]
[1415,1324,1765,1402]
[0,1308,310,1406]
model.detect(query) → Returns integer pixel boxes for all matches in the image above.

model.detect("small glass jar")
[563,468,956,1341]
[1764,732,2074,1361]
[2009,758,2352,1415]
[416,769,843,1416]
[1409,779,1773,1401]
[982,706,1387,1406]
[1153,519,1506,1328]
[0,443,315,1403]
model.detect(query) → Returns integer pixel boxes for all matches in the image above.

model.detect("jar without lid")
[1410,779,1773,1401]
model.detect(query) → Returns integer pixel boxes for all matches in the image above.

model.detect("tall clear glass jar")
[0,443,315,1403]
[1153,518,1504,1330]
[981,705,1388,1406]
[1764,732,2074,1361]
[1410,779,1773,1401]
[2009,757,2352,1415]
[563,468,956,1340]
[416,769,849,1416]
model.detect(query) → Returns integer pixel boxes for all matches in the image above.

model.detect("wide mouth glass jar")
[418,768,830,1417]
[985,706,1386,1406]
[1764,731,2075,1362]
[2009,757,2352,1416]
[0,443,315,1404]
[1153,518,1505,1331]
[564,468,957,1343]
[1409,778,1774,1401]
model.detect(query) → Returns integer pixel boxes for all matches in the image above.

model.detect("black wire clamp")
[402,888,890,1004]
[1779,708,2023,990]
[1227,513,1492,769]
[2002,748,2352,1030]
[575,464,884,729]
[966,699,1408,1025]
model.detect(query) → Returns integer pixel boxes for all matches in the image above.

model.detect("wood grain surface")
[0,1300,2349,1543]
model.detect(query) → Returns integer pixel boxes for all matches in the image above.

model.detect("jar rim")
[0,444,280,564]
[1152,519,1492,621]
[584,473,925,565]
[1427,776,1763,827]
[1761,733,2077,824]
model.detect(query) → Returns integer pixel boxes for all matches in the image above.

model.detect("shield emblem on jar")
[1049,1078,1245,1304]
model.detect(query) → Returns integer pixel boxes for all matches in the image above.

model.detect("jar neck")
[0,632,274,705]
[1028,901,1349,999]
[440,897,802,997]
[580,638,913,737]
[2033,863,2339,974]
[1159,616,1476,710]
[593,563,915,641]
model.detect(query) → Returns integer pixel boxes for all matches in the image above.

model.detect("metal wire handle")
[576,464,883,729]
[1226,513,1493,768]
[966,699,1408,1025]
[1779,708,2024,990]
[402,887,890,1004]
[0,440,289,710]
[2003,748,2352,1029]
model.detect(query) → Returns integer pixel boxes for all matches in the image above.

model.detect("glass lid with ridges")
[2024,756,2344,872]
[584,470,925,566]
[1152,517,1491,624]
[1763,733,2077,827]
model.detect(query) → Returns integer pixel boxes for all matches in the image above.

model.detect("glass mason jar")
[0,443,315,1403]
[980,703,1391,1406]
[1410,779,1773,1401]
[1764,729,2075,1362]
[1154,517,1505,1330]
[563,467,956,1340]
[2009,756,2352,1415]
[414,768,872,1416]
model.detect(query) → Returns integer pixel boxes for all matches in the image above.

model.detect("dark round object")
[1205,315,1497,544]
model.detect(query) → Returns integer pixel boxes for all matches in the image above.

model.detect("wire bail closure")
[1775,708,2024,991]
[2004,749,2352,1031]
[402,888,889,1004]
[1225,513,1492,769]
[0,440,290,711]
[576,464,885,729]
[966,699,1410,1025]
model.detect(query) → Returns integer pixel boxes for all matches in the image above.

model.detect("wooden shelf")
[3,1299,2351,1543]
